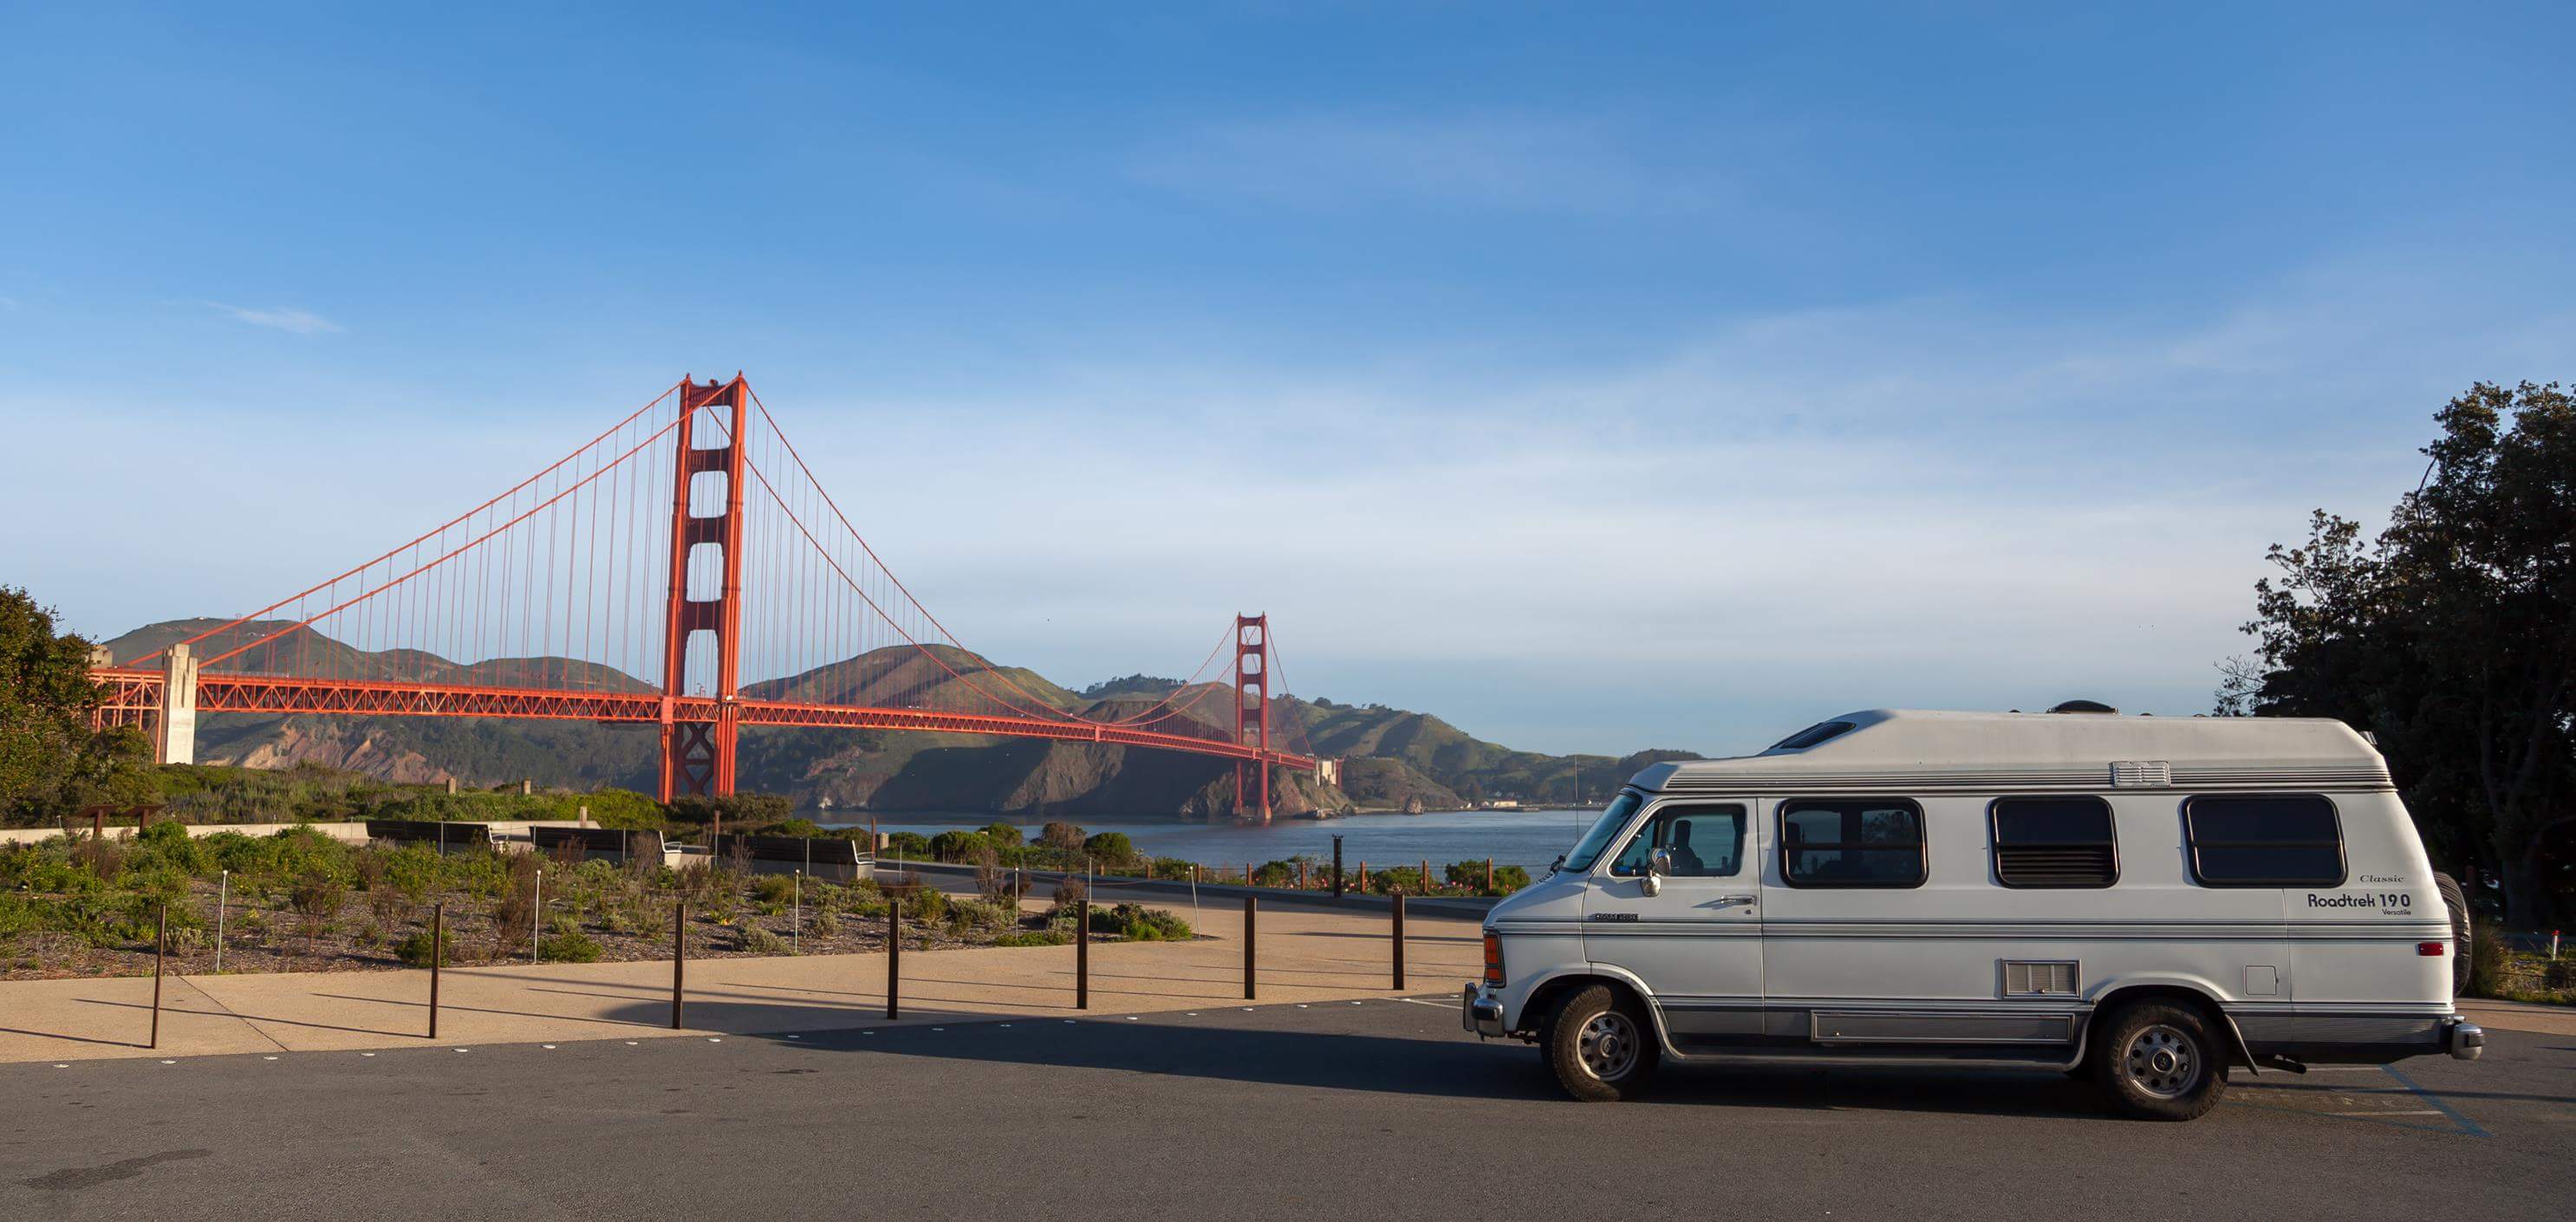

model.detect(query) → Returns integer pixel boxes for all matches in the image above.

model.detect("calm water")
[832,809,1605,871]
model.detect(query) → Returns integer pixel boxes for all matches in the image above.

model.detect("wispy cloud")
[1132,114,1722,214]
[207,302,343,335]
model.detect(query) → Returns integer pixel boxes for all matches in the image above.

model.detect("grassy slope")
[96,621,1699,814]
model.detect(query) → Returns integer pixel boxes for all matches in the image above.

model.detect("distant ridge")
[98,619,1702,816]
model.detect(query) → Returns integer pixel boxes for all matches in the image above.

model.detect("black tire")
[2091,1001,2228,1121]
[2434,871,2472,996]
[1545,984,1661,1102]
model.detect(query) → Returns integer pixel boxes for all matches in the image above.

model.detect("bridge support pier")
[155,643,198,766]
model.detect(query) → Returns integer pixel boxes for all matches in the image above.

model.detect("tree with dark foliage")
[0,587,153,825]
[2226,383,2574,927]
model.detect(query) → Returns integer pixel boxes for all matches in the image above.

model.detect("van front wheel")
[2093,1001,2228,1121]
[1546,984,1660,1102]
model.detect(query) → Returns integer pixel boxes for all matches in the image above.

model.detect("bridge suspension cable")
[93,374,1320,807]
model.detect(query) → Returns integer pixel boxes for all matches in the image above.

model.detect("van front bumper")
[1462,984,1505,1038]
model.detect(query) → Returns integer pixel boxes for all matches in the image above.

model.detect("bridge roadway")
[88,668,1321,770]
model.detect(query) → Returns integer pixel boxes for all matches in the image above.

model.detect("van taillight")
[1483,933,1506,985]
[2417,942,2446,957]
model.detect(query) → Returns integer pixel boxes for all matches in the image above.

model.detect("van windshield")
[1560,792,1644,873]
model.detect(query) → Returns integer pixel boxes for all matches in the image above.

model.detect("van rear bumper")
[2445,1018,2484,1061]
[2234,1011,2483,1064]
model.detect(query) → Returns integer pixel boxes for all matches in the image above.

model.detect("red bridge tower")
[1233,613,1270,819]
[660,375,750,801]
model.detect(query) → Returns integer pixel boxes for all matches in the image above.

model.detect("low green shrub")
[394,927,453,966]
[1110,903,1191,941]
[991,930,1069,947]
[927,830,995,862]
[738,925,787,954]
[1080,832,1135,865]
[540,931,603,963]
[945,897,1017,933]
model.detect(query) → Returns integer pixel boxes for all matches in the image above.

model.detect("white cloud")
[207,302,343,335]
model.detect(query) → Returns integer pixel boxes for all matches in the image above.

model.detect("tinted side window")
[2185,796,2344,887]
[1990,796,2118,887]
[1609,804,1747,878]
[1779,799,1925,888]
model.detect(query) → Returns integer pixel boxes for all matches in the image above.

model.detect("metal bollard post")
[1076,898,1090,1011]
[671,899,686,1030]
[429,902,444,1039]
[150,904,166,1050]
[1331,835,1344,899]
[215,869,229,974]
[1393,892,1407,991]
[531,868,543,965]
[1244,895,1258,1000]
[792,869,801,955]
[887,893,901,1020]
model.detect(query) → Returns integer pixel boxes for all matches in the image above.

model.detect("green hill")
[96,620,1701,816]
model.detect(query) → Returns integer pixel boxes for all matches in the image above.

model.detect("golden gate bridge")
[88,374,1325,816]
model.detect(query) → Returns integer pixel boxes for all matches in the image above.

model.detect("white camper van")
[1461,707,2483,1120]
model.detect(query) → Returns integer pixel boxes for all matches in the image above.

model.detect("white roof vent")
[2110,761,2172,788]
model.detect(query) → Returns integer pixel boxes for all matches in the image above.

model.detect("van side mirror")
[1642,850,1672,897]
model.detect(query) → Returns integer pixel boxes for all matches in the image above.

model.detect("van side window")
[2184,795,2345,887]
[1608,804,1747,878]
[1990,796,2119,887]
[1779,799,1926,888]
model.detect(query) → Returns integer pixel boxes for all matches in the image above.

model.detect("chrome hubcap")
[1577,1011,1640,1081]
[2122,1024,2200,1098]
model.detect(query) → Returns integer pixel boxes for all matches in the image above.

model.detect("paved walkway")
[0,900,1483,1063]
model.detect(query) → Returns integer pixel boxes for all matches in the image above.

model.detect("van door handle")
[1711,895,1756,907]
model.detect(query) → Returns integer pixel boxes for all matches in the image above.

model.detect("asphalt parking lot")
[3,996,2567,1221]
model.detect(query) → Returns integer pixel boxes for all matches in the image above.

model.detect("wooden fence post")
[1393,892,1407,991]
[428,902,444,1039]
[887,893,901,1020]
[670,899,686,1030]
[1076,898,1090,1011]
[150,904,166,1049]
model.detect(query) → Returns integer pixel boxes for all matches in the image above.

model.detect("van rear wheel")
[1545,984,1660,1102]
[2092,1001,2228,1121]
[2434,872,2472,996]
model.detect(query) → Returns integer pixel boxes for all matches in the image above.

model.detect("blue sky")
[6,3,2573,755]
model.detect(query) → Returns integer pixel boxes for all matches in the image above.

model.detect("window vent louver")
[2003,960,2078,997]
[1994,843,2118,887]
